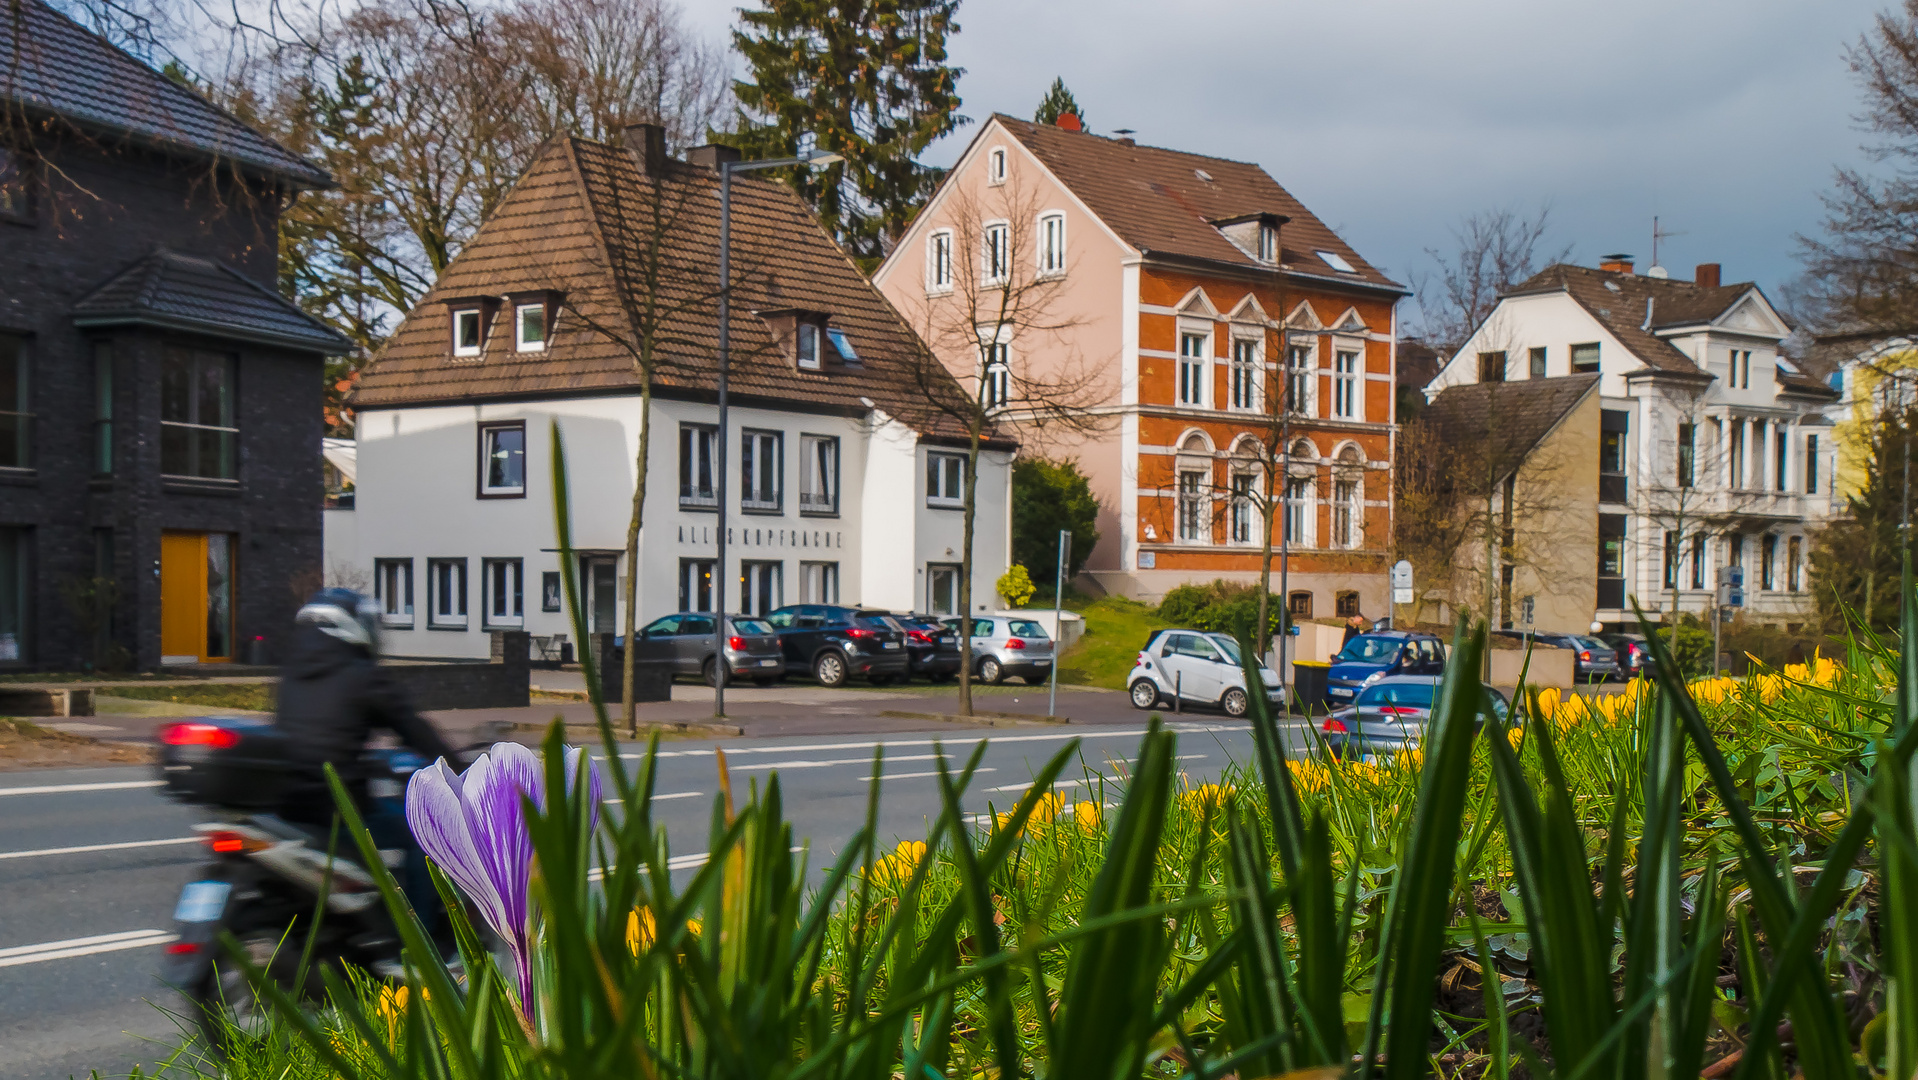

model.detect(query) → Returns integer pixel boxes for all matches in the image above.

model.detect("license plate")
[884,642,900,649]
[1034,660,1051,666]
[1329,688,1352,698]
[940,637,955,646]
[174,880,230,923]
[759,659,779,667]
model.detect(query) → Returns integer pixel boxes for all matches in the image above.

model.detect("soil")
[0,719,155,771]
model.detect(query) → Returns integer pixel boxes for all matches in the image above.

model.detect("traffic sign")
[1391,560,1414,589]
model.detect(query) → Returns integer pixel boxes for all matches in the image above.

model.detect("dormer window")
[987,146,1007,185]
[797,324,822,370]
[453,309,483,357]
[1257,224,1278,264]
[515,304,545,351]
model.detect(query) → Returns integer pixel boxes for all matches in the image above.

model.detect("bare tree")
[890,178,1109,716]
[1634,386,1776,624]
[1414,205,1570,350]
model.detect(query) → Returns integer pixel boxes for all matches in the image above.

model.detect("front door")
[160,531,234,664]
[580,557,618,635]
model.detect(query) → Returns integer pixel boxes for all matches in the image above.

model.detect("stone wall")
[383,631,531,710]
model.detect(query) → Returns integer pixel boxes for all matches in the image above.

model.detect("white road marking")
[618,724,1246,762]
[0,780,165,797]
[727,752,957,773]
[588,846,805,881]
[0,836,198,861]
[0,930,177,968]
[985,777,1092,793]
[877,768,996,781]
[600,791,702,806]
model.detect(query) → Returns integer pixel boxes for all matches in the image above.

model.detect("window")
[1178,332,1208,407]
[0,145,32,222]
[1332,478,1358,548]
[1285,344,1314,414]
[1316,250,1356,273]
[1690,534,1707,590]
[796,323,822,370]
[1775,428,1789,491]
[1038,212,1066,275]
[1229,473,1256,543]
[428,558,468,629]
[1806,434,1819,494]
[1333,349,1360,418]
[740,561,783,617]
[375,559,414,625]
[1663,530,1679,589]
[1257,223,1278,264]
[1177,470,1205,542]
[741,430,782,512]
[1677,423,1695,488]
[475,422,525,497]
[453,309,483,357]
[983,222,1010,284]
[1729,422,1745,490]
[801,561,840,604]
[828,328,859,363]
[1288,591,1314,618]
[1788,536,1803,591]
[160,346,236,480]
[679,559,716,612]
[987,146,1007,184]
[800,434,838,515]
[1229,338,1258,411]
[1528,347,1547,378]
[1284,475,1311,544]
[1728,349,1752,388]
[1599,429,1626,476]
[515,304,546,352]
[0,528,28,663]
[927,563,962,614]
[1761,534,1777,591]
[680,424,718,508]
[92,343,112,475]
[982,328,1010,409]
[1598,513,1625,578]
[483,559,523,627]
[1570,343,1601,373]
[541,570,562,612]
[0,334,28,470]
[927,451,966,507]
[1478,351,1506,382]
[1335,591,1360,618]
[928,230,953,291]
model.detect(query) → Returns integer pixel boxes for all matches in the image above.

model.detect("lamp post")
[713,149,842,718]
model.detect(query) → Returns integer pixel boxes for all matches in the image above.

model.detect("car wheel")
[703,658,721,687]
[979,657,1004,685]
[1221,687,1249,717]
[1129,679,1161,710]
[813,652,848,687]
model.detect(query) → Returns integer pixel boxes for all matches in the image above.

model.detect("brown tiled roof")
[991,115,1404,294]
[1,0,329,187]
[354,137,986,439]
[1506,264,1766,375]
[1425,374,1600,477]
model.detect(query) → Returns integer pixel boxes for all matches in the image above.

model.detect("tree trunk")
[621,375,653,738]
[958,422,983,717]
[1257,468,1277,661]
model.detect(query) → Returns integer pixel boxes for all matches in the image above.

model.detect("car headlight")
[1362,671,1385,687]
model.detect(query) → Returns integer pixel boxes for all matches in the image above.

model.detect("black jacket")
[276,624,459,823]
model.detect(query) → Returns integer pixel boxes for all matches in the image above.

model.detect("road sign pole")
[1048,529,1071,719]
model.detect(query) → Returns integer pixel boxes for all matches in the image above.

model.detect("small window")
[375,558,414,626]
[1570,342,1601,373]
[928,230,954,291]
[1178,332,1208,407]
[680,424,718,507]
[1477,351,1506,383]
[1257,223,1278,264]
[92,343,112,476]
[428,558,468,629]
[927,451,966,507]
[982,330,1010,409]
[740,560,783,617]
[741,429,782,512]
[483,558,523,627]
[983,222,1010,284]
[453,309,483,357]
[801,561,840,603]
[479,422,526,497]
[796,323,822,370]
[515,304,546,352]
[800,434,839,515]
[540,570,562,612]
[1334,591,1360,618]
[987,146,1007,184]
[1528,347,1546,378]
[1317,250,1357,273]
[1038,212,1066,275]
[1288,591,1314,618]
[827,328,858,363]
[1677,423,1696,488]
[679,558,716,612]
[1806,434,1819,494]
[0,334,30,470]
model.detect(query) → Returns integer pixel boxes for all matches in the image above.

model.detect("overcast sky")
[686,0,1889,324]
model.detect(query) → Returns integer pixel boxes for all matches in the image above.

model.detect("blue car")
[1325,631,1447,704]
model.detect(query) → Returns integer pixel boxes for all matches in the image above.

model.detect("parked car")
[1128,628,1285,717]
[632,612,784,685]
[896,613,962,681]
[1318,675,1510,759]
[1490,629,1619,682]
[1326,632,1447,704]
[941,615,1056,685]
[764,605,909,686]
[1600,632,1656,679]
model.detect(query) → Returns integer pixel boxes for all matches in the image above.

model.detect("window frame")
[1332,345,1361,419]
[375,558,415,627]
[796,323,822,370]
[91,342,113,476]
[1788,536,1803,591]
[477,421,527,499]
[801,560,840,604]
[1257,223,1278,264]
[1229,471,1257,544]
[1528,346,1547,378]
[799,433,840,517]
[159,345,238,482]
[0,333,30,472]
[1806,434,1820,494]
[927,451,967,509]
[1283,474,1313,546]
[981,221,1011,285]
[1228,335,1260,412]
[1570,342,1601,373]
[426,557,469,630]
[514,303,547,352]
[739,559,784,617]
[1677,423,1696,488]
[679,558,717,613]
[1178,329,1209,408]
[1176,468,1207,543]
[541,570,563,612]
[981,325,1011,410]
[1332,476,1359,548]
[927,229,954,293]
[1477,350,1507,382]
[452,308,483,357]
[482,558,524,628]
[679,423,719,509]
[740,428,784,513]
[986,146,1007,185]
[1284,340,1315,415]
[1037,211,1066,276]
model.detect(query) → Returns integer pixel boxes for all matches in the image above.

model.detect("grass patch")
[1055,596,1168,689]
[98,682,276,711]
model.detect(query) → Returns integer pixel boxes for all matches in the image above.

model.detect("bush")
[1011,458,1101,580]
[1654,617,1714,677]
[997,565,1037,608]
[1155,579,1280,642]
[1156,583,1217,627]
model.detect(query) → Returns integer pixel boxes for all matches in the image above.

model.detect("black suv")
[764,605,910,686]
[896,613,962,682]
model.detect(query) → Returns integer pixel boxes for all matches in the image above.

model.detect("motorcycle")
[153,717,463,1045]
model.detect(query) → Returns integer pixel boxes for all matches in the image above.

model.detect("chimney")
[1694,262,1722,289]
[687,143,742,172]
[622,123,669,177]
[1055,112,1082,132]
[1598,253,1635,274]
[1113,128,1136,146]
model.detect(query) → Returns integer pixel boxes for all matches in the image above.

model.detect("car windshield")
[1579,636,1610,651]
[1006,619,1047,638]
[1356,682,1436,708]
[1211,637,1243,665]
[854,615,894,630]
[1337,636,1402,664]
[731,618,773,636]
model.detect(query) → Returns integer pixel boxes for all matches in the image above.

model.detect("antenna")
[1651,215,1686,267]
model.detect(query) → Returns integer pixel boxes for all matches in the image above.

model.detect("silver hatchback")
[632,612,785,686]
[944,616,1056,684]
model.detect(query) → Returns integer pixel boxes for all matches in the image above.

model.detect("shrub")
[997,564,1037,608]
[1010,458,1101,580]
[1155,579,1280,641]
[1654,617,1714,676]
[1156,583,1217,627]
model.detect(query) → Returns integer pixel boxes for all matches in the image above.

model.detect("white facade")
[1427,269,1835,628]
[342,394,1012,659]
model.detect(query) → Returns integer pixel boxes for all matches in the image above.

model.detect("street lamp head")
[800,150,845,166]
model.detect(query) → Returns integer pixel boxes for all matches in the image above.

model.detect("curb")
[513,719,746,739]
[877,709,1071,727]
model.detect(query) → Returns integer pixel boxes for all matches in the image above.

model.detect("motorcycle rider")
[278,588,459,932]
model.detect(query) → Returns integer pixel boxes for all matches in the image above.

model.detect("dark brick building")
[1,0,348,669]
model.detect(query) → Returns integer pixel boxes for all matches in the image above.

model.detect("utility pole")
[1047,528,1070,719]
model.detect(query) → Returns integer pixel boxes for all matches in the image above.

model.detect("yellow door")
[160,532,206,662]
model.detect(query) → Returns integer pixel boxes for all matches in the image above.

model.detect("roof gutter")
[72,311,353,354]
[1136,247,1411,298]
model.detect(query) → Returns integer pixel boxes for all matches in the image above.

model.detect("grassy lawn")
[97,683,277,712]
[1055,596,1168,689]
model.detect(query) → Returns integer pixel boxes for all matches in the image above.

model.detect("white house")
[338,126,1014,660]
[1426,257,1838,631]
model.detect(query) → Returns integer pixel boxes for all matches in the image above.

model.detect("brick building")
[873,114,1407,615]
[1,0,347,669]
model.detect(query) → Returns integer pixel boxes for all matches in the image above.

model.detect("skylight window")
[1603,280,1622,293]
[827,328,859,363]
[1316,250,1356,273]
[1194,169,1214,182]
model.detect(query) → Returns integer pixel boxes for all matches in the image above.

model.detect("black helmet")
[297,588,382,652]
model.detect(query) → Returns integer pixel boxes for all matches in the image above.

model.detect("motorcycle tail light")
[165,942,200,955]
[728,636,745,651]
[206,829,270,855]
[1005,638,1026,650]
[1323,719,1348,733]
[161,723,240,750]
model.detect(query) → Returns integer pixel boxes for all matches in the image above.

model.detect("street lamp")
[713,148,843,718]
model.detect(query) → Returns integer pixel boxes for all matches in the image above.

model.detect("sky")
[683,0,1891,326]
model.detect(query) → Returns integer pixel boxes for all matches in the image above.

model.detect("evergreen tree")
[1010,457,1100,585]
[1810,401,1917,629]
[731,0,965,264]
[1033,77,1083,127]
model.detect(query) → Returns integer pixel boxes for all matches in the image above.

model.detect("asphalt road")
[0,718,1288,1080]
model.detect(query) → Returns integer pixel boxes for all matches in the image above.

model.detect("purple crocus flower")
[404,741,601,1013]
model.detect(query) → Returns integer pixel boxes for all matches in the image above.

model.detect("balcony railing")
[679,486,717,509]
[1599,473,1627,504]
[799,490,837,515]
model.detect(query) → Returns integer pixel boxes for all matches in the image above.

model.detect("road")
[0,717,1286,1080]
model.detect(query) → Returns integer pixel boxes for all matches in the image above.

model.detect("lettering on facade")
[676,524,842,549]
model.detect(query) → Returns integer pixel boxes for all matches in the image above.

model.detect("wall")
[382,631,530,709]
